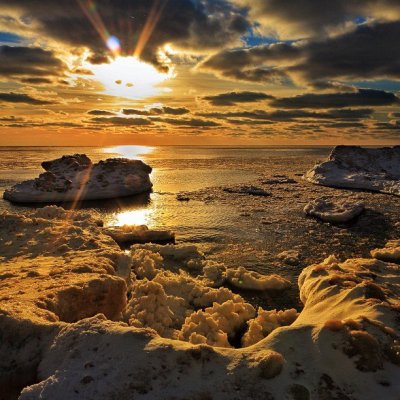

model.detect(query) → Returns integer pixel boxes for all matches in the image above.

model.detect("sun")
[84,56,174,100]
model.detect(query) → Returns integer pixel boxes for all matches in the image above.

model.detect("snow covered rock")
[3,154,153,203]
[304,196,365,223]
[103,225,175,244]
[226,266,291,291]
[304,145,400,195]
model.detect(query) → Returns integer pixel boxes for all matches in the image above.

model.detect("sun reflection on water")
[103,145,154,160]
[108,209,153,227]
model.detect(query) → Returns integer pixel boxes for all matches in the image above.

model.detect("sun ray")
[134,0,168,59]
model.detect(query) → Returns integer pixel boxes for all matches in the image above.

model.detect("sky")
[0,0,399,146]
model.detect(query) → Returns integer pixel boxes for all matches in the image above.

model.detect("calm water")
[6,145,398,310]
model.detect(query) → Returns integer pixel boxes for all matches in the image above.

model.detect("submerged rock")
[3,154,153,203]
[304,145,400,196]
[304,196,365,223]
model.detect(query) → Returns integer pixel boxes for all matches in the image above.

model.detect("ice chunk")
[226,266,290,291]
[304,196,364,223]
[178,299,256,347]
[3,154,153,203]
[104,225,175,244]
[304,145,400,196]
[371,240,400,264]
[242,308,299,346]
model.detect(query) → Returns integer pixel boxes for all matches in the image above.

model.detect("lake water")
[2,145,399,309]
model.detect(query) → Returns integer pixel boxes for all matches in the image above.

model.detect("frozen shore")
[1,206,399,400]
[3,154,153,203]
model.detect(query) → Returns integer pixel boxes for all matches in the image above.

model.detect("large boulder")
[3,154,153,203]
[304,145,400,195]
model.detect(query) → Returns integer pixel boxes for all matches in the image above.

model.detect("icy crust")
[304,196,365,223]
[304,145,400,196]
[3,154,153,203]
[18,245,400,400]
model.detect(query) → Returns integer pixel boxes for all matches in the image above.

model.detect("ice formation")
[277,250,300,266]
[242,308,299,347]
[2,206,399,400]
[226,266,291,291]
[304,196,365,223]
[223,185,271,196]
[371,240,400,263]
[103,225,175,244]
[3,154,153,203]
[304,145,400,196]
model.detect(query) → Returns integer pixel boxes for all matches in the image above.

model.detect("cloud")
[91,116,153,126]
[151,117,220,127]
[200,21,400,84]
[0,92,53,105]
[0,45,67,82]
[87,109,116,116]
[232,0,400,39]
[197,108,373,122]
[122,106,190,116]
[270,89,399,109]
[2,0,250,70]
[203,91,274,106]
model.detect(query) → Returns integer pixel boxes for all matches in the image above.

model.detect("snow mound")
[3,154,153,203]
[371,240,400,264]
[304,196,365,223]
[304,145,400,195]
[226,266,291,291]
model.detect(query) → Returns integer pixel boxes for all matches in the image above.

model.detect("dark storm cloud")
[91,116,153,126]
[87,110,116,116]
[0,92,53,105]
[201,21,400,84]
[197,108,373,122]
[2,0,250,70]
[122,106,190,116]
[200,42,299,82]
[0,45,67,81]
[270,89,399,109]
[203,91,274,106]
[233,0,400,38]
